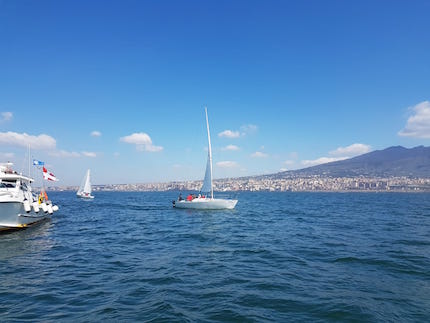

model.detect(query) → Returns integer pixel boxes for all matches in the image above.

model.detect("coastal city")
[52,175,430,193]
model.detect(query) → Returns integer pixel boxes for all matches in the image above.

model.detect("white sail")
[200,108,213,197]
[201,151,212,194]
[83,169,92,194]
[77,169,93,198]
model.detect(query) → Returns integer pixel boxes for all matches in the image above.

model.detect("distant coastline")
[47,146,430,193]
[46,175,430,192]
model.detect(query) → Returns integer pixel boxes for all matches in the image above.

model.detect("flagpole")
[28,144,31,178]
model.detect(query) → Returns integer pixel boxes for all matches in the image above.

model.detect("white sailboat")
[77,169,94,199]
[173,108,238,210]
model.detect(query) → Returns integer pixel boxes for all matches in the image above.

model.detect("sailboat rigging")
[173,107,238,209]
[77,169,94,199]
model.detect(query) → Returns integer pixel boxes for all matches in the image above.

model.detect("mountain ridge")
[267,145,430,179]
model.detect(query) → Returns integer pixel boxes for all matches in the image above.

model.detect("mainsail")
[78,169,92,195]
[201,151,212,194]
[200,107,213,198]
[84,169,92,194]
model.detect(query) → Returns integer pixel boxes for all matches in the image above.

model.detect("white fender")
[47,204,53,214]
[23,200,31,213]
[52,205,59,212]
[32,202,40,213]
[41,202,48,213]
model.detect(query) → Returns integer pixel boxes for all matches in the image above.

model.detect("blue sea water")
[1,191,429,322]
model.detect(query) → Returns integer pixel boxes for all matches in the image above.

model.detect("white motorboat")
[173,108,238,210]
[77,169,94,199]
[0,163,59,231]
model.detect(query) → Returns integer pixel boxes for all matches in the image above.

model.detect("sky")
[1,0,430,186]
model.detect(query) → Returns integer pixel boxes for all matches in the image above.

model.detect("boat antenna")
[28,144,31,178]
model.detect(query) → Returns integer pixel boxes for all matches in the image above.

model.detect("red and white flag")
[43,167,59,181]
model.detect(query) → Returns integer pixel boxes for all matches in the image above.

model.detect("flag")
[33,159,44,166]
[43,166,59,181]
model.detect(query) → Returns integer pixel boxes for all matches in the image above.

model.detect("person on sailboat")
[186,194,193,201]
[178,193,183,201]
[198,192,205,198]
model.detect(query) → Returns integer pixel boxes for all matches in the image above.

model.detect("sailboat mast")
[205,107,213,199]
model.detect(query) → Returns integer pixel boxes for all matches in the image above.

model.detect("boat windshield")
[0,181,16,188]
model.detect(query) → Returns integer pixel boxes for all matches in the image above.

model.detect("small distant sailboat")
[77,169,94,199]
[173,108,238,209]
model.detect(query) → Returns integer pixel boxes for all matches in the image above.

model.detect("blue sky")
[1,0,429,186]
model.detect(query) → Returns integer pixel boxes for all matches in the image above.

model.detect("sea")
[1,191,429,322]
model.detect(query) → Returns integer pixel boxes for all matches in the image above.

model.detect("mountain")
[273,146,430,178]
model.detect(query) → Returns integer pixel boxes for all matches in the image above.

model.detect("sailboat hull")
[174,198,237,210]
[77,193,94,199]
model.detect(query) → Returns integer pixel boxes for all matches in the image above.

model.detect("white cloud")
[216,161,239,168]
[82,151,97,158]
[329,143,371,157]
[280,159,296,172]
[218,124,258,139]
[120,132,152,145]
[251,151,268,158]
[1,112,13,122]
[222,144,240,151]
[240,124,258,135]
[120,132,163,152]
[0,131,56,150]
[218,130,240,138]
[398,101,430,138]
[143,144,163,152]
[49,150,97,158]
[302,156,348,167]
[49,150,81,158]
[300,143,370,168]
[91,131,102,137]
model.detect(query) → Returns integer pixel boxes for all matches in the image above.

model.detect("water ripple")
[1,191,429,321]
